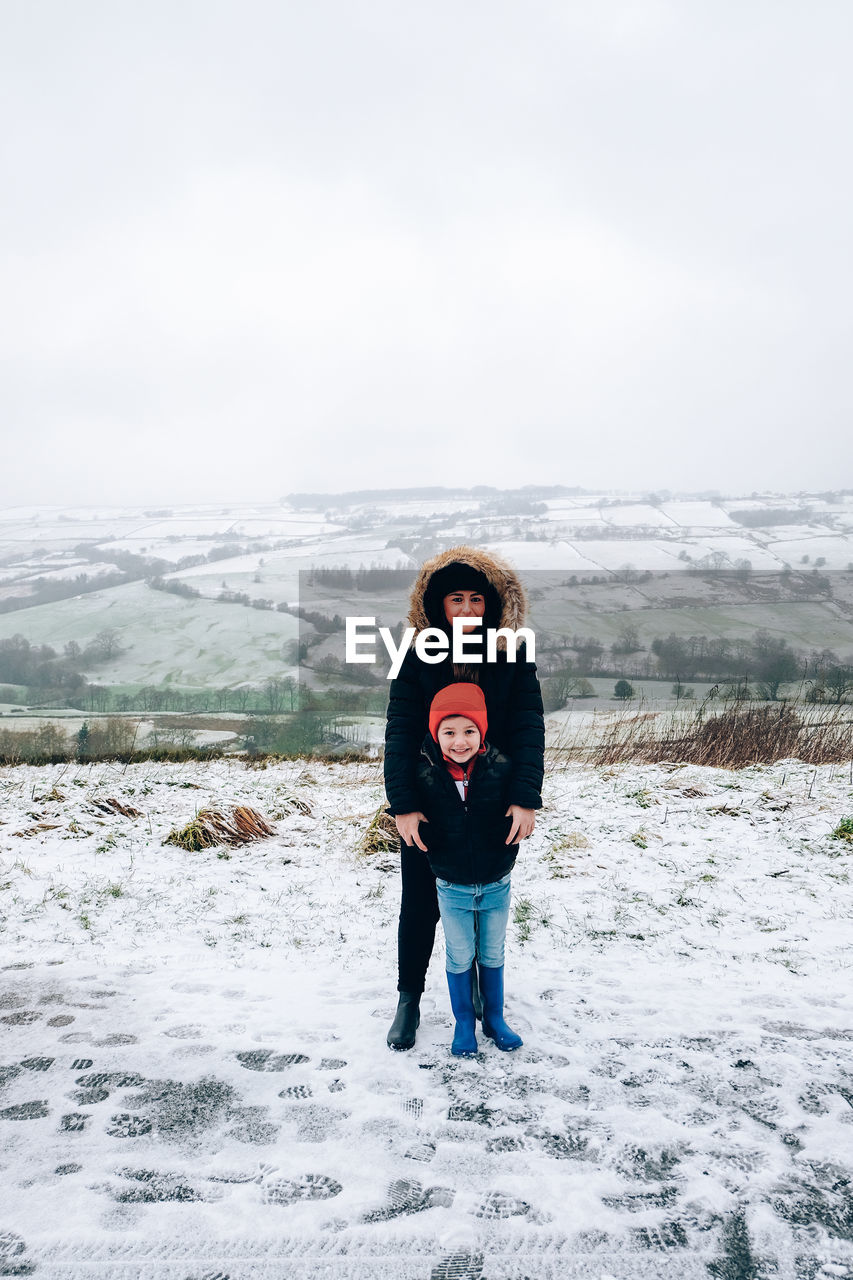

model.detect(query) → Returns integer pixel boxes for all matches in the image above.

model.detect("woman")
[383,546,545,1050]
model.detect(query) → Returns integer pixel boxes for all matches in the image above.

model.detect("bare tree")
[264,677,286,713]
[92,629,122,661]
[824,664,853,704]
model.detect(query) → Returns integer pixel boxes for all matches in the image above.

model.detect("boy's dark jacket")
[384,546,545,817]
[414,732,518,885]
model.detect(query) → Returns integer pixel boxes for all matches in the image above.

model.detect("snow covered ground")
[1,756,852,1279]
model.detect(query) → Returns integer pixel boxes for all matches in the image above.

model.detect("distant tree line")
[305,566,412,591]
[284,484,583,509]
[0,569,134,614]
[1,536,312,618]
[537,627,853,705]
[280,604,346,634]
[0,630,125,701]
[730,508,811,527]
[148,577,201,599]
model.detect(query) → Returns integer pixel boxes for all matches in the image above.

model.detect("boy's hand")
[505,805,535,843]
[395,812,428,851]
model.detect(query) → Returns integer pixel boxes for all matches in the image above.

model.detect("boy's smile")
[438,714,482,764]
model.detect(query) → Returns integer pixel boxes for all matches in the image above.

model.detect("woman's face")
[443,590,486,632]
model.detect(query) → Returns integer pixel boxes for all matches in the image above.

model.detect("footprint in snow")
[0,1101,49,1121]
[106,1113,153,1138]
[262,1173,342,1205]
[525,1125,593,1160]
[474,1190,533,1219]
[486,1134,529,1154]
[226,1106,279,1145]
[61,1112,91,1131]
[278,1084,313,1099]
[236,1050,309,1071]
[284,1103,347,1143]
[111,1168,204,1203]
[447,1101,505,1127]
[71,1088,110,1105]
[362,1177,453,1222]
[430,1249,483,1279]
[618,1144,684,1182]
[71,1072,144,1106]
[632,1220,689,1249]
[404,1140,436,1162]
[602,1186,680,1212]
[0,1231,35,1277]
[75,1072,145,1088]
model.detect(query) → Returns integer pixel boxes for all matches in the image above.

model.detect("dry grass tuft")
[358,805,399,857]
[11,821,62,838]
[587,701,853,769]
[552,831,590,851]
[165,805,276,851]
[275,795,313,817]
[830,816,853,843]
[89,797,143,819]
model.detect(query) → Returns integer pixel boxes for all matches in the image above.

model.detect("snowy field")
[656,503,740,529]
[1,757,852,1279]
[761,537,853,571]
[0,583,298,689]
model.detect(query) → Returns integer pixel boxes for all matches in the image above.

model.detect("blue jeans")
[436,874,512,974]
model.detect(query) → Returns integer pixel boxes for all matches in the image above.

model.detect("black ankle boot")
[387,991,420,1050]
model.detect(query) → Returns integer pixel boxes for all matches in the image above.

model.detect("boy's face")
[443,590,486,632]
[438,715,481,763]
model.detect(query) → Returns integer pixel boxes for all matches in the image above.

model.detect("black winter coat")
[414,734,518,885]
[384,644,544,816]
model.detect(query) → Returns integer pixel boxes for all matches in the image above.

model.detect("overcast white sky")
[2,1,851,506]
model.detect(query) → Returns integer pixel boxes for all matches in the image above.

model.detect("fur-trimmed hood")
[407,545,528,648]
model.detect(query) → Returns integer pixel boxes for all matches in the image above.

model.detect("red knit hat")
[429,682,488,744]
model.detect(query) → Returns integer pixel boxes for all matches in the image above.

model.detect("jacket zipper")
[421,746,477,880]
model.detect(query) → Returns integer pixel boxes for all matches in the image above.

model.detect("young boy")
[415,682,524,1057]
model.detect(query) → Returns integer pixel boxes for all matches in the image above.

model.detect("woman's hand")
[505,805,535,844]
[395,811,428,851]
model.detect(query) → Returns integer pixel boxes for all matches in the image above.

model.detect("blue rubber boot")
[446,969,478,1057]
[479,965,523,1051]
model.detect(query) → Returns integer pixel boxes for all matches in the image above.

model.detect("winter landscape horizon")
[3,483,853,727]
